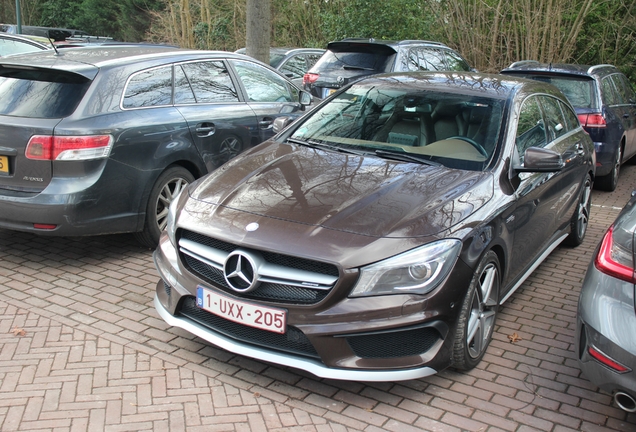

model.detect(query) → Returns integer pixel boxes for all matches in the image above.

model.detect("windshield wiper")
[374,149,441,166]
[287,137,368,156]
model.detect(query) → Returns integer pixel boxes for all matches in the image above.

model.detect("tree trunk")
[246,0,270,64]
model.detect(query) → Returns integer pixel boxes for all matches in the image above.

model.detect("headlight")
[350,239,462,297]
[166,188,186,246]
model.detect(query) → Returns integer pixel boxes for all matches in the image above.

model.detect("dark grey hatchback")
[0,46,311,247]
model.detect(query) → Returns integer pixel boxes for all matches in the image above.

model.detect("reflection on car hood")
[187,141,494,238]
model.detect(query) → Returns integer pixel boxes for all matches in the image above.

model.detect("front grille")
[346,326,441,359]
[179,229,339,305]
[178,296,320,359]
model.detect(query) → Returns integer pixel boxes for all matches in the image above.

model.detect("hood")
[188,141,494,238]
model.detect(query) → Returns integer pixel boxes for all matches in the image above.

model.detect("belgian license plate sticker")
[196,286,287,334]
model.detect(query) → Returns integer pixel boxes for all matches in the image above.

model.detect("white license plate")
[196,286,287,334]
[0,155,8,174]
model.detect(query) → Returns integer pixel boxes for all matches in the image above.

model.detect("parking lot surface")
[1,166,636,432]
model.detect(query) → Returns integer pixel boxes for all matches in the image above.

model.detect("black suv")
[501,61,636,191]
[302,38,473,99]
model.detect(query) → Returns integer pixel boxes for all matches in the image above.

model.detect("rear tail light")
[577,113,606,128]
[594,225,636,283]
[303,73,319,86]
[25,135,113,161]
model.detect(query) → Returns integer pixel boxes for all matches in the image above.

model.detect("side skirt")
[499,232,569,305]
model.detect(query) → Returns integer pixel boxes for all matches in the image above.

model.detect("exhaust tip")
[614,392,636,412]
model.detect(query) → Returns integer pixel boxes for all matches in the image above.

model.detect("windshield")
[290,82,505,171]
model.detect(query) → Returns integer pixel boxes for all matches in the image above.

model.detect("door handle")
[196,122,216,137]
[259,118,274,129]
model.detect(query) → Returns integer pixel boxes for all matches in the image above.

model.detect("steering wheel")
[447,136,488,158]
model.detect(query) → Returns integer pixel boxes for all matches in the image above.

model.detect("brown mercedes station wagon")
[154,72,595,381]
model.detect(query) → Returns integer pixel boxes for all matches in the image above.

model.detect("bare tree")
[246,0,270,64]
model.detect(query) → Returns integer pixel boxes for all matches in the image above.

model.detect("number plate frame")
[196,286,287,334]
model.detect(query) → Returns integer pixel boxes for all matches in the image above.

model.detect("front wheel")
[453,250,500,371]
[135,166,194,248]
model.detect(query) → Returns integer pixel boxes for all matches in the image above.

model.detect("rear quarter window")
[123,65,173,108]
[0,68,90,118]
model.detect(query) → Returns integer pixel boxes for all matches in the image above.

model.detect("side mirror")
[515,147,564,172]
[273,116,294,134]
[299,90,312,107]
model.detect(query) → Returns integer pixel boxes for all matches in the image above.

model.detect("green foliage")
[319,0,435,42]
[35,0,163,41]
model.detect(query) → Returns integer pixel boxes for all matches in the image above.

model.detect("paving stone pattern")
[1,165,636,431]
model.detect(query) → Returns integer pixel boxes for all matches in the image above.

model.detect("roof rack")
[507,60,540,69]
[587,64,615,74]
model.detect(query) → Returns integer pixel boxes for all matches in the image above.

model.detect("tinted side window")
[279,55,306,79]
[180,61,238,103]
[232,60,293,102]
[419,48,447,71]
[445,50,470,71]
[559,100,580,131]
[405,48,421,71]
[516,96,547,162]
[123,66,173,109]
[174,65,195,104]
[306,54,322,70]
[611,74,635,104]
[600,76,618,105]
[539,96,567,140]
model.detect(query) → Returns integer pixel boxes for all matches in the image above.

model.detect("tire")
[134,166,194,248]
[453,250,500,371]
[595,145,621,191]
[563,173,592,247]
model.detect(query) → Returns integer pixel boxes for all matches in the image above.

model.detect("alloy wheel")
[467,263,499,359]
[576,177,592,239]
[155,177,189,232]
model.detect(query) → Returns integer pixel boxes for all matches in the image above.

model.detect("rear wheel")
[453,250,500,371]
[595,145,621,191]
[564,174,592,247]
[135,166,194,248]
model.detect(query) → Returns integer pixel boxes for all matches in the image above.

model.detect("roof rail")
[508,60,540,69]
[398,40,447,47]
[587,64,615,74]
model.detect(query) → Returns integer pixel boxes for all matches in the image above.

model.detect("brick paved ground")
[1,165,636,432]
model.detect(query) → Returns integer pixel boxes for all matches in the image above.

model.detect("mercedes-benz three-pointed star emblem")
[223,250,260,292]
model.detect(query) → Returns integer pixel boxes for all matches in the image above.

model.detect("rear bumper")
[0,163,146,237]
[576,262,636,397]
[593,141,618,177]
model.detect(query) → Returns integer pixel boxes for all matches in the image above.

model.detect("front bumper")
[154,294,438,381]
[153,230,472,381]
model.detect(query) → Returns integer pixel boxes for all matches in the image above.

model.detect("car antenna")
[49,38,61,56]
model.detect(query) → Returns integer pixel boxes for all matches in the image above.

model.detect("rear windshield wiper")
[343,65,376,71]
[374,149,441,166]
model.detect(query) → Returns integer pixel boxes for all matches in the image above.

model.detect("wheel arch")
[134,160,203,232]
